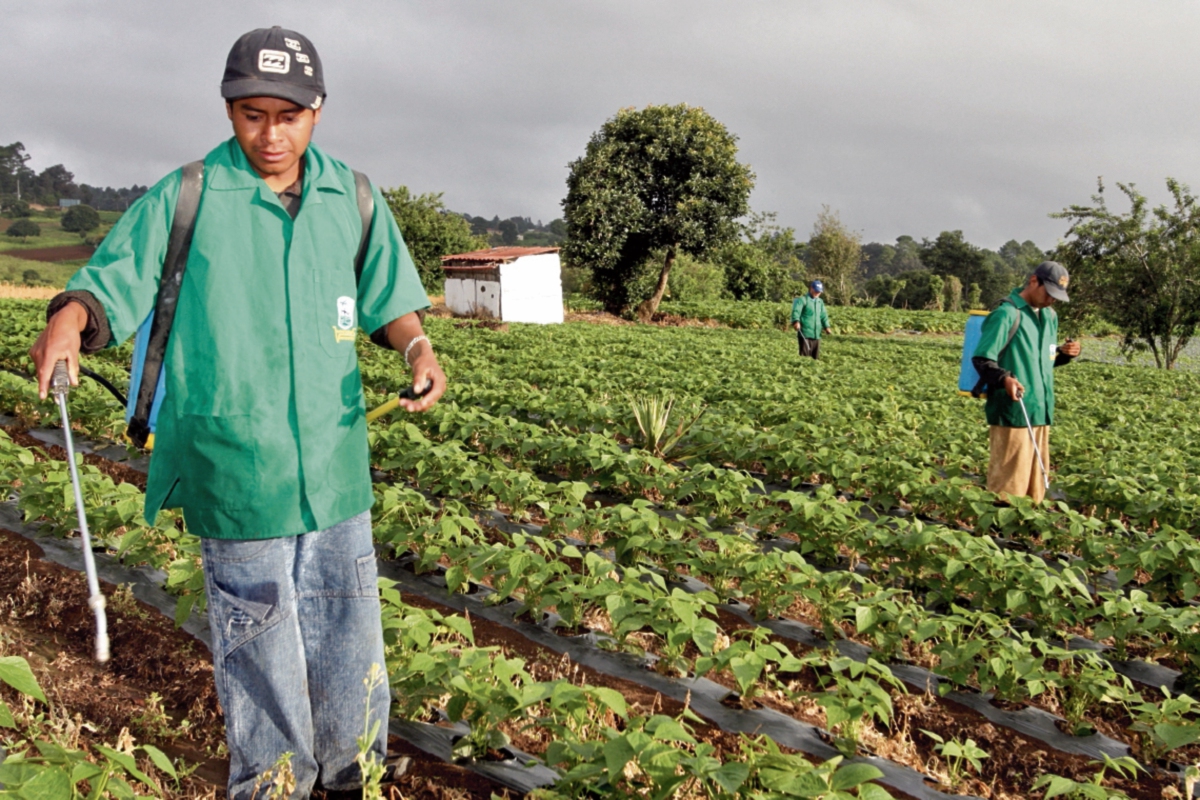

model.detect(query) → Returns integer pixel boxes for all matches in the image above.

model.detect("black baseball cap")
[221,27,325,111]
[1033,261,1070,302]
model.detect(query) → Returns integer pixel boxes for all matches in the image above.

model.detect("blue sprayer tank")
[957,310,990,395]
[124,311,167,441]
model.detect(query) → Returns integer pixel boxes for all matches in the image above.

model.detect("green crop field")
[0,298,1196,798]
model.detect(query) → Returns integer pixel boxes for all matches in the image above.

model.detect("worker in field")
[29,27,445,799]
[791,279,833,359]
[971,261,1080,503]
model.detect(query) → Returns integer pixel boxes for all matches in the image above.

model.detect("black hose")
[1,365,128,407]
[79,367,128,407]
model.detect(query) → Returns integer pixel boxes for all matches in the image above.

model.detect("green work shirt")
[790,294,831,339]
[66,139,430,539]
[973,288,1059,428]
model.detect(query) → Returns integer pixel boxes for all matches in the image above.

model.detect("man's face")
[1026,276,1056,308]
[226,97,321,180]
[811,289,822,298]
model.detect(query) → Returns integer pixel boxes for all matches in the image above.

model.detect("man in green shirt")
[971,261,1081,503]
[791,279,832,359]
[29,27,443,799]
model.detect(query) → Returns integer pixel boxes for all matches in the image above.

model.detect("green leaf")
[1035,775,1080,798]
[855,606,879,633]
[94,744,155,787]
[711,761,750,792]
[107,776,135,799]
[649,718,694,744]
[140,745,177,780]
[857,783,896,800]
[0,698,14,728]
[590,687,628,719]
[730,657,765,693]
[70,761,103,783]
[14,764,72,800]
[0,656,45,702]
[830,762,883,791]
[441,614,476,645]
[1153,722,1200,751]
[603,736,636,780]
[691,618,719,654]
[174,593,196,629]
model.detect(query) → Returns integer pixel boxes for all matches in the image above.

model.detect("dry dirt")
[5,244,95,262]
[0,283,60,300]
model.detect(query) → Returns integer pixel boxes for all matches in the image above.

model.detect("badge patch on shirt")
[337,296,355,330]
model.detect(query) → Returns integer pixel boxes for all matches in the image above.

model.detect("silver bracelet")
[403,335,429,366]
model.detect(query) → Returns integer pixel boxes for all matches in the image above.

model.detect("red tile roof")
[441,246,560,268]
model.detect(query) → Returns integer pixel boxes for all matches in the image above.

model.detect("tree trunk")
[637,246,677,322]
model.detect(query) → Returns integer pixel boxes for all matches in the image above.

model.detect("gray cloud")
[3,0,1198,248]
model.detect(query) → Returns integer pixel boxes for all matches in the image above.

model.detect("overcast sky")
[4,1,1198,249]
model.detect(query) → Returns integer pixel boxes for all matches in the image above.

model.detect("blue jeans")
[201,510,388,799]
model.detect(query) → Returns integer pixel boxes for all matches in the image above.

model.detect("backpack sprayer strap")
[352,170,374,283]
[127,160,204,448]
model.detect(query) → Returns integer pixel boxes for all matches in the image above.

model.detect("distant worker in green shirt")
[791,279,832,359]
[29,27,443,799]
[971,261,1081,504]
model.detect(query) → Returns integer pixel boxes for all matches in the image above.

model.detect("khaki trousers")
[987,425,1050,504]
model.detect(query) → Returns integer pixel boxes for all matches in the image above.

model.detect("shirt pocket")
[176,414,259,511]
[314,272,359,357]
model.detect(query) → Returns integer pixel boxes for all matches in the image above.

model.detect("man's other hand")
[30,302,87,399]
[1003,375,1025,401]
[1060,340,1081,358]
[401,352,446,412]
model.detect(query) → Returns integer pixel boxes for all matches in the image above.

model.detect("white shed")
[441,246,564,324]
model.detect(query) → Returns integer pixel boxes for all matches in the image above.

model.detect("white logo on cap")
[296,53,310,64]
[312,96,322,110]
[304,66,314,77]
[284,37,302,51]
[258,49,290,74]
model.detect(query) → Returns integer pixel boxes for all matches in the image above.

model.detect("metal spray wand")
[50,360,110,663]
[1017,391,1051,493]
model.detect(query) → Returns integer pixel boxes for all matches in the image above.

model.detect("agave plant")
[628,393,706,458]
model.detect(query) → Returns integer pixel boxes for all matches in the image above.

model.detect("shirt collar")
[1008,287,1030,310]
[207,139,345,197]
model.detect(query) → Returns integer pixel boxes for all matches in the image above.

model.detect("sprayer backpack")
[125,161,375,449]
[956,298,1021,398]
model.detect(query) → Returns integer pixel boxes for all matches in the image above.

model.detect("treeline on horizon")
[0,142,149,212]
[561,212,1049,315]
[1,139,1048,312]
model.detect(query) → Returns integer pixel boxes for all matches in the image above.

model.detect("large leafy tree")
[61,204,100,236]
[0,142,35,199]
[1053,178,1200,369]
[383,186,488,292]
[563,104,754,316]
[718,212,806,301]
[806,206,861,305]
[6,218,39,241]
[918,230,997,306]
